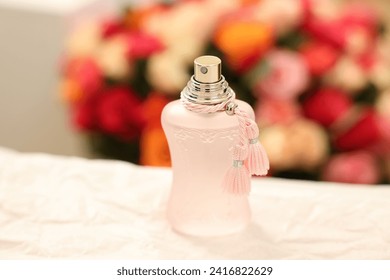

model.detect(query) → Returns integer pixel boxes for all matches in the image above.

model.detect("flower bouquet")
[60,0,390,184]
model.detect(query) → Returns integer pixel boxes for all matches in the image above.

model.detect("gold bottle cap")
[194,55,221,84]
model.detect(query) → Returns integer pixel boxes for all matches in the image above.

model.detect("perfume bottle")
[161,56,268,236]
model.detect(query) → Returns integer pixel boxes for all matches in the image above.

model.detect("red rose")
[300,41,340,76]
[342,3,378,34]
[335,109,383,151]
[369,116,390,157]
[322,151,380,184]
[101,19,125,38]
[96,87,145,140]
[302,0,378,53]
[300,0,311,23]
[303,88,352,127]
[125,32,164,59]
[73,100,96,131]
[303,18,347,48]
[303,1,377,55]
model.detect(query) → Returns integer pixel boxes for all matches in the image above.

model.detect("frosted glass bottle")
[161,56,254,236]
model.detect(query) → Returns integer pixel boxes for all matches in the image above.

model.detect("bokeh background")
[1,0,390,184]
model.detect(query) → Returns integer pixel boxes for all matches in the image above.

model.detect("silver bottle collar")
[182,75,233,105]
[182,55,234,105]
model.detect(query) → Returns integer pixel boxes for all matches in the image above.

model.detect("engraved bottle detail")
[173,126,239,144]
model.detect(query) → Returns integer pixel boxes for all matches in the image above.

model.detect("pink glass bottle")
[161,56,255,236]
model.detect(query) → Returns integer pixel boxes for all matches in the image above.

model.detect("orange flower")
[140,126,171,167]
[240,0,261,6]
[59,78,83,104]
[214,21,273,71]
[140,92,172,167]
[142,92,171,128]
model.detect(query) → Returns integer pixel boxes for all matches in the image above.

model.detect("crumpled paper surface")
[0,147,389,259]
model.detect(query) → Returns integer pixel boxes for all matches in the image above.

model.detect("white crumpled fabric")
[0,147,389,259]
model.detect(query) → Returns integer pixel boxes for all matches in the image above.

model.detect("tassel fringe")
[222,161,251,195]
[247,139,270,175]
[245,123,270,176]
[222,147,251,195]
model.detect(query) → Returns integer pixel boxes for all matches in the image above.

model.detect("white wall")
[0,0,117,156]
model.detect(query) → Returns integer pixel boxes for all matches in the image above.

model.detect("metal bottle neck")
[181,75,233,105]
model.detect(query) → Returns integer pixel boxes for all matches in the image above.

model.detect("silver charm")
[225,102,238,116]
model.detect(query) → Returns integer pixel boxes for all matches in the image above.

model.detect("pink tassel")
[247,139,270,175]
[222,147,251,195]
[246,123,270,176]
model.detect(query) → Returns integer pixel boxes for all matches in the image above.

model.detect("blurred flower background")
[59,0,390,184]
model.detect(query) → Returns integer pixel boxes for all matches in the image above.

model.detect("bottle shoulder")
[161,99,255,129]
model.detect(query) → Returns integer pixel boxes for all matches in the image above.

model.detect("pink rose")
[255,50,309,100]
[255,98,300,126]
[125,32,164,59]
[65,57,103,97]
[300,41,340,76]
[322,151,380,184]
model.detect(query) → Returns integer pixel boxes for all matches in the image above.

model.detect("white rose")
[169,36,205,64]
[254,0,304,35]
[288,119,328,171]
[370,61,390,90]
[311,0,342,21]
[376,90,390,119]
[324,56,367,93]
[147,51,189,96]
[200,0,240,37]
[143,1,204,48]
[66,21,101,58]
[345,27,371,56]
[377,37,390,64]
[96,36,131,79]
[260,125,293,171]
[260,119,328,171]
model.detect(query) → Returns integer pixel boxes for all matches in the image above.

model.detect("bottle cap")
[194,56,221,83]
[182,55,232,104]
